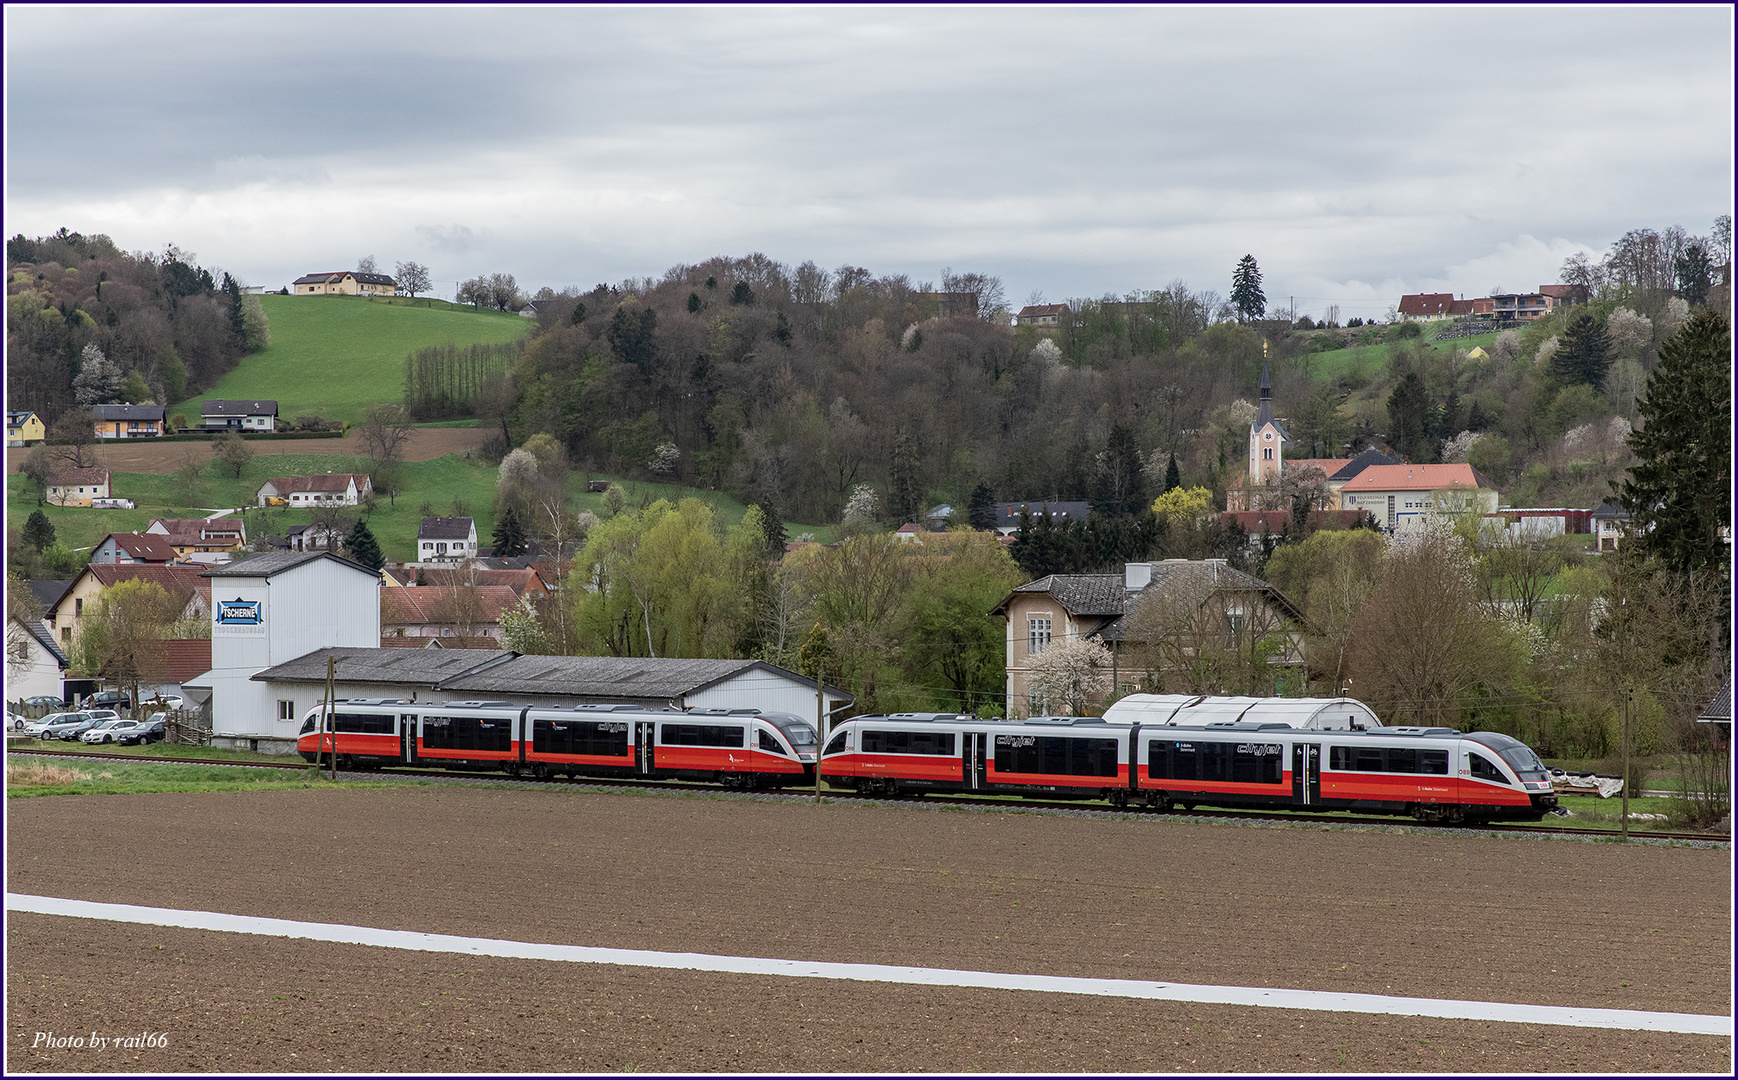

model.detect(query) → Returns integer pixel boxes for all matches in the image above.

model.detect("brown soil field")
[5,427,486,474]
[6,786,1731,1073]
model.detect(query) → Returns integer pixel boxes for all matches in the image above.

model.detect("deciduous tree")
[395,260,432,301]
[213,431,253,478]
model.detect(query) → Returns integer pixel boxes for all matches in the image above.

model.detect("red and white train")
[818,713,1558,823]
[297,698,1559,823]
[297,700,819,788]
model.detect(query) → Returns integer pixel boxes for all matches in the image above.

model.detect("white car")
[82,719,142,744]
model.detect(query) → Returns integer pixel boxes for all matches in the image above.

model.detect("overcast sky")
[5,6,1732,320]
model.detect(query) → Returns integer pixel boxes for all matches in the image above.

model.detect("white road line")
[7,893,1729,1037]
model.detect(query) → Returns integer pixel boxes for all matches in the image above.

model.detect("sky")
[5,5,1733,321]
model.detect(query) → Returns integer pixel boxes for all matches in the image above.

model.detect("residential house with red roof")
[381,584,520,642]
[1338,463,1499,532]
[91,532,178,565]
[45,466,110,507]
[46,564,212,648]
[146,518,247,562]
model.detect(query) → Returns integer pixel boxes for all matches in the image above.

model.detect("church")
[1224,362,1401,512]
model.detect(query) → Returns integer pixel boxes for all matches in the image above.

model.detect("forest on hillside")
[476,219,1730,529]
[6,229,266,421]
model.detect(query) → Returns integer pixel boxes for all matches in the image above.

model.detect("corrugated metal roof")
[251,646,512,685]
[203,551,376,578]
[1699,674,1731,722]
[436,655,758,697]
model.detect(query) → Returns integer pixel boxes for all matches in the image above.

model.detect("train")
[296,700,820,788]
[298,695,1558,823]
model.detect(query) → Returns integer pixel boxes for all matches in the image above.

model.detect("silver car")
[38,713,100,740]
[82,719,143,744]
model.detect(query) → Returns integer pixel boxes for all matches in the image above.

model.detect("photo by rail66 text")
[31,1031,168,1051]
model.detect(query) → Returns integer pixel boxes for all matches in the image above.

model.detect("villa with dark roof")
[292,270,398,297]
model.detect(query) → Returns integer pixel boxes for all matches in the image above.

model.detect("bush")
[479,432,510,465]
[1393,322,1423,339]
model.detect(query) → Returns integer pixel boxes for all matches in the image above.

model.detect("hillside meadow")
[10,453,834,564]
[170,293,529,427]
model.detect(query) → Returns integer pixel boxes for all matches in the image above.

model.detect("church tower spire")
[1248,340,1286,492]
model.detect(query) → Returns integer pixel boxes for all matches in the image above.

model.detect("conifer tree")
[1230,255,1266,324]
[22,509,56,552]
[491,504,528,558]
[1552,312,1613,390]
[1618,309,1730,579]
[967,482,997,530]
[1163,453,1181,495]
[756,493,788,558]
[346,519,384,572]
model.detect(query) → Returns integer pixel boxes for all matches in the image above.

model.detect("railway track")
[10,746,1728,844]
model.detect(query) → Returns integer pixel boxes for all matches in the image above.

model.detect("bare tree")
[357,255,378,275]
[395,260,431,300]
[20,444,56,505]
[358,402,414,469]
[49,409,101,470]
[212,431,253,478]
[174,448,206,504]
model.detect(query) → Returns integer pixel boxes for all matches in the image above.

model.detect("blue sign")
[216,598,263,626]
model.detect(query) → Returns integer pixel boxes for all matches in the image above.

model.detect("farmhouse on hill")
[292,270,398,297]
[91,403,166,439]
[257,473,373,507]
[45,466,111,507]
[417,517,479,565]
[200,399,278,432]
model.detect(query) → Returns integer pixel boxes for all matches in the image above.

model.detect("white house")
[200,399,278,432]
[1337,464,1500,533]
[417,517,478,564]
[258,473,373,507]
[184,551,381,752]
[45,467,111,507]
[6,618,69,706]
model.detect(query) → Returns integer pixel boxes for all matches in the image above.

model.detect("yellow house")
[291,271,398,296]
[45,467,111,507]
[6,410,46,447]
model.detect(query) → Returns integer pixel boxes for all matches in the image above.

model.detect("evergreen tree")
[1440,387,1462,439]
[1551,312,1612,390]
[967,482,997,531]
[1618,310,1730,579]
[345,519,384,572]
[222,272,245,340]
[1230,254,1265,324]
[1163,453,1180,495]
[888,426,924,524]
[1094,423,1147,517]
[1386,371,1432,462]
[756,493,788,558]
[1466,400,1489,432]
[491,504,528,558]
[1675,243,1713,308]
[22,509,55,552]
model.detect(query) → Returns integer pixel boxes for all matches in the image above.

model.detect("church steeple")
[1248,340,1287,490]
[1255,355,1274,428]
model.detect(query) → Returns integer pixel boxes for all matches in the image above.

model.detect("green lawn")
[11,456,837,564]
[4,758,359,797]
[1300,330,1501,384]
[171,293,529,427]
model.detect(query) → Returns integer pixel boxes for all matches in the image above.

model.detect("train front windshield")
[774,721,818,750]
[1498,745,1548,782]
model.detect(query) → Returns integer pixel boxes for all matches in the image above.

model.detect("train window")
[421,715,512,753]
[1196,742,1227,782]
[332,711,394,735]
[862,730,956,756]
[1497,745,1549,782]
[661,723,745,748]
[1468,752,1509,784]
[1354,748,1385,772]
[1152,741,1197,781]
[1386,747,1417,774]
[823,730,849,756]
[1232,743,1284,784]
[997,735,1117,777]
[532,719,630,757]
[1419,749,1449,775]
[1328,746,1348,770]
[758,729,785,754]
[299,716,316,735]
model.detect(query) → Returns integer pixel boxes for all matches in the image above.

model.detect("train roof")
[1101,694,1383,730]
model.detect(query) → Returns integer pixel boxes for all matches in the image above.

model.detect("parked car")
[39,713,101,740]
[118,715,167,746]
[82,719,142,744]
[25,712,84,737]
[85,691,132,710]
[84,709,122,725]
[20,695,65,718]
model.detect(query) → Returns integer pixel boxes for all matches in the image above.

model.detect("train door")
[635,721,656,777]
[962,731,988,790]
[1292,742,1321,805]
[401,713,417,763]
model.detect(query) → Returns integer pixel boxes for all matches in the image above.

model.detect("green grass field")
[10,454,835,564]
[4,758,355,797]
[171,293,529,426]
[1299,330,1501,384]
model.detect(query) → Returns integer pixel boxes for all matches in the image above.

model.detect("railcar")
[819,715,1557,822]
[296,700,818,787]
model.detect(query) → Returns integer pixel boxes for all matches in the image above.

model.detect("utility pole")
[814,665,824,803]
[1621,687,1631,840]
